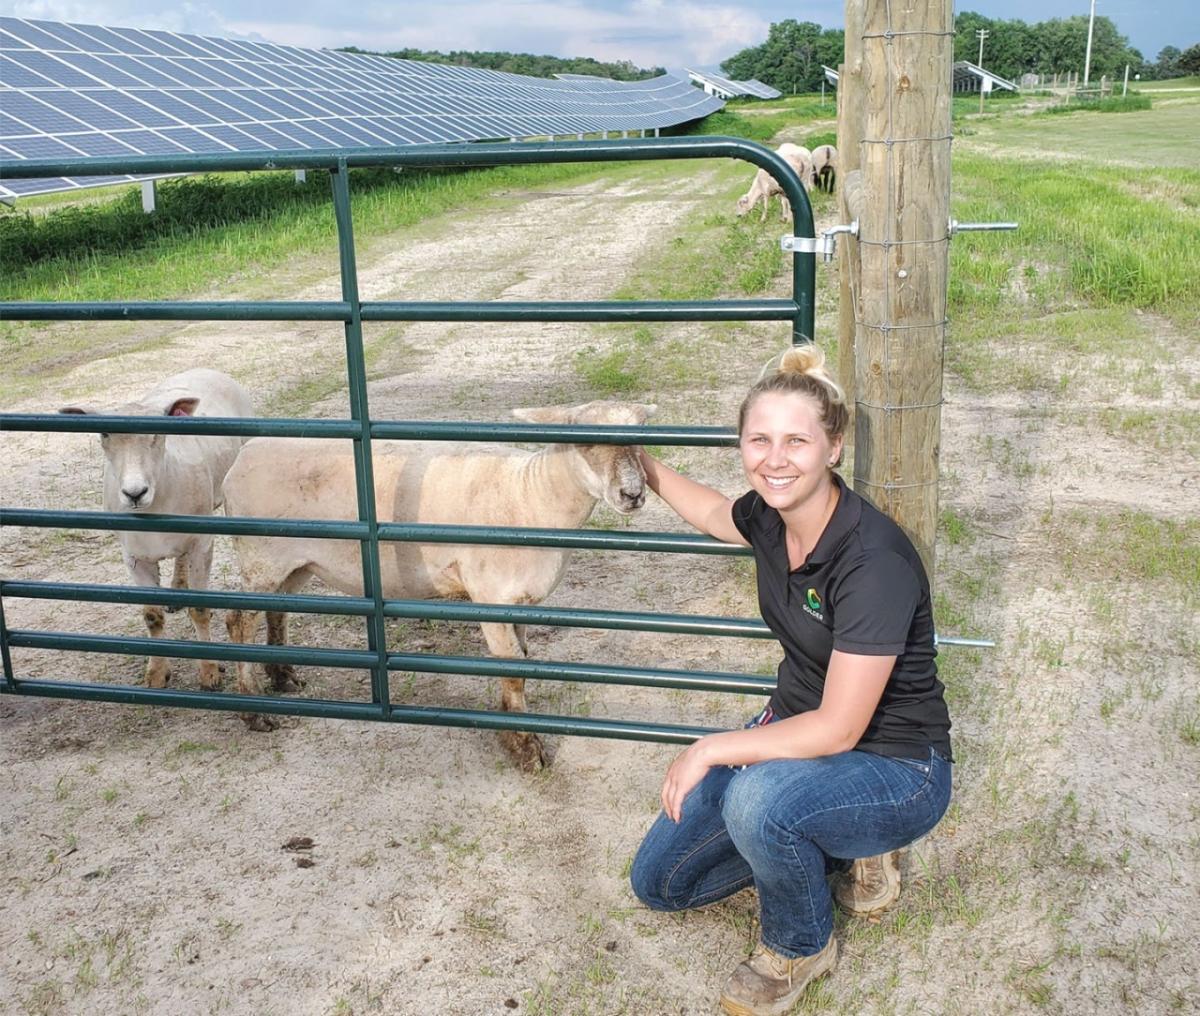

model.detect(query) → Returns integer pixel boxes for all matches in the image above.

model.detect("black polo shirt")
[732,475,952,761]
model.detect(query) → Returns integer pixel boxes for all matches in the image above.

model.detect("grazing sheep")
[222,400,655,771]
[60,368,253,690]
[735,143,813,222]
[811,144,838,193]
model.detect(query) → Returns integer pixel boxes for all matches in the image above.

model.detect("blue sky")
[2,1,1194,70]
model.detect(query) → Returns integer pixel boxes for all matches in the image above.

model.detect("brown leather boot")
[833,850,902,917]
[718,936,837,1016]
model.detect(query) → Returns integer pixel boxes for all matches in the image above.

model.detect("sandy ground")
[2,156,1198,1016]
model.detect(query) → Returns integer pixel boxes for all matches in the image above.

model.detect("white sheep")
[222,400,655,770]
[735,143,813,222]
[811,144,838,193]
[60,368,253,690]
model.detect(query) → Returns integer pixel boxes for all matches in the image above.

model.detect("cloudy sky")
[2,1,1194,70]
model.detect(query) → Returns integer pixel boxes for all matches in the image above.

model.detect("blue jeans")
[630,745,952,958]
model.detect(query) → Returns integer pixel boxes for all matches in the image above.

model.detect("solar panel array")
[0,17,725,199]
[686,69,782,101]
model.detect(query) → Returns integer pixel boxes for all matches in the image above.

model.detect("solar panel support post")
[141,180,156,214]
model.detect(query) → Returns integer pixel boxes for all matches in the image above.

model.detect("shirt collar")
[803,473,861,568]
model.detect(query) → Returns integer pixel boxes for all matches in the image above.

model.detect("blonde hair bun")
[757,344,845,403]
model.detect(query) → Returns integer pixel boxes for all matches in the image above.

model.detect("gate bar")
[0,135,816,342]
[2,415,737,444]
[0,299,799,323]
[331,160,391,717]
[6,630,773,695]
[2,580,773,638]
[0,509,752,554]
[1,679,717,744]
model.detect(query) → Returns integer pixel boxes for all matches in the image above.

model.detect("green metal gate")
[1,137,822,746]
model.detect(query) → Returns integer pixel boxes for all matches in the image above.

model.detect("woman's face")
[739,391,842,514]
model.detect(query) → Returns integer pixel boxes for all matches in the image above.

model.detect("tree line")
[719,14,1198,94]
[338,47,662,82]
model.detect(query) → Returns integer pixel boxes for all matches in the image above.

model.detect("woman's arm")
[639,449,749,546]
[661,650,894,821]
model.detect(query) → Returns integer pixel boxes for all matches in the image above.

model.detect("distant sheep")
[735,143,814,222]
[222,400,655,771]
[60,369,253,690]
[811,144,838,193]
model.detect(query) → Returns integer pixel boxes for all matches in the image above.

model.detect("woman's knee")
[720,765,779,851]
[630,844,684,911]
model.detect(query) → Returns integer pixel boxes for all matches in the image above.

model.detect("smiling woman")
[631,343,954,1015]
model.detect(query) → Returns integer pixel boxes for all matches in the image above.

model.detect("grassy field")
[3,94,1198,1015]
[1139,75,1200,91]
[962,94,1200,167]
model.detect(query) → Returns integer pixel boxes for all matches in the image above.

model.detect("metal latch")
[781,221,858,262]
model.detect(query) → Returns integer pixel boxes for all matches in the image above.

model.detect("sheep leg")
[128,556,170,688]
[479,620,547,773]
[181,540,221,690]
[780,195,792,223]
[264,568,311,693]
[225,606,278,731]
[265,611,303,692]
[164,557,187,613]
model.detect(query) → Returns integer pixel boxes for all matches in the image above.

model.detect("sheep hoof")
[500,730,549,773]
[241,712,280,733]
[164,604,183,614]
[198,665,222,691]
[267,664,305,693]
[144,667,170,689]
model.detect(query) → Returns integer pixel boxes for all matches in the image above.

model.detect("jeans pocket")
[891,753,933,779]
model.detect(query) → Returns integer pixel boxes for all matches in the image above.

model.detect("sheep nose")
[123,485,149,506]
[620,487,645,508]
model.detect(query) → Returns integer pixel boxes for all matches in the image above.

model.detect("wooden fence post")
[849,0,953,581]
[837,0,866,438]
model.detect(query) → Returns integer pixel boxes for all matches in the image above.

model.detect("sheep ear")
[167,397,199,417]
[512,407,569,424]
[59,405,100,415]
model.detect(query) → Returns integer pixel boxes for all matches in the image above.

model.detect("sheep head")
[735,194,753,217]
[60,393,200,511]
[512,401,656,515]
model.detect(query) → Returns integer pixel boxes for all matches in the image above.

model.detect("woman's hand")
[661,739,714,823]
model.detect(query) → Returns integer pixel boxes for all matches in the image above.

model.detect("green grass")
[1034,94,1152,115]
[1139,75,1200,91]
[966,98,1200,168]
[0,161,621,304]
[1052,511,1199,596]
[949,151,1200,319]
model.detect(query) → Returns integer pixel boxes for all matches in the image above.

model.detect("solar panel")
[686,69,782,101]
[0,16,724,200]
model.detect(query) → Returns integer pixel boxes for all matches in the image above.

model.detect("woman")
[630,345,953,1016]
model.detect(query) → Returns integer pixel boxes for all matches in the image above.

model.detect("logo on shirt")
[803,587,825,622]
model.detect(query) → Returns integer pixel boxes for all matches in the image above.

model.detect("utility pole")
[1084,0,1097,87]
[976,29,989,112]
[976,28,989,67]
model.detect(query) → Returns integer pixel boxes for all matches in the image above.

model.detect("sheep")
[222,400,655,771]
[811,144,838,193]
[59,368,253,691]
[735,143,813,222]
